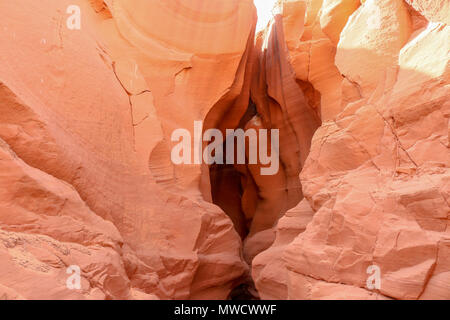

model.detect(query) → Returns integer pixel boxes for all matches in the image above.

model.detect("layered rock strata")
[0,0,448,300]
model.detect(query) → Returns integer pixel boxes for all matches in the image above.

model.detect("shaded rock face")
[0,0,448,301]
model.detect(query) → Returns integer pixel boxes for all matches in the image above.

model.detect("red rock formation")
[0,0,255,300]
[253,0,449,300]
[0,0,448,300]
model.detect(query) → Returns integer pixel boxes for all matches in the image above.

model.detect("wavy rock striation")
[0,0,256,300]
[0,0,448,300]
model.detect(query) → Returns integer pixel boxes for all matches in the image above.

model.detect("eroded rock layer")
[0,0,256,300]
[0,0,448,300]
[253,0,449,300]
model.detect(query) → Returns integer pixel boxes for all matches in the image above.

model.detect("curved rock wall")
[253,0,449,300]
[0,0,256,300]
[0,0,448,300]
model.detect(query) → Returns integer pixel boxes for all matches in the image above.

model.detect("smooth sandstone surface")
[0,0,448,300]
[0,0,255,300]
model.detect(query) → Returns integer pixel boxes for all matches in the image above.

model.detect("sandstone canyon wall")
[0,0,448,300]
[253,0,449,300]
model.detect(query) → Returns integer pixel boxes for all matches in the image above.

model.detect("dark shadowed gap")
[208,99,260,300]
[209,99,258,240]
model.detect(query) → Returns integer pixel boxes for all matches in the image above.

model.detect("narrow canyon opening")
[204,1,324,297]
[208,100,260,299]
[1,0,448,302]
[209,99,258,241]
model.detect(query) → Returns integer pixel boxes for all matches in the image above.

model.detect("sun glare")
[254,0,278,31]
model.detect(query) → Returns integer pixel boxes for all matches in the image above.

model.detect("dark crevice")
[228,283,260,300]
[209,98,258,240]
[209,99,261,300]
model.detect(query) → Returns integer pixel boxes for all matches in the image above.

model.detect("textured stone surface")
[253,0,449,300]
[0,0,255,300]
[0,0,448,300]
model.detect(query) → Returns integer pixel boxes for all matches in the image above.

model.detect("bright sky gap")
[254,0,278,31]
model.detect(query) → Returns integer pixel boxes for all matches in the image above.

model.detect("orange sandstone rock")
[253,0,449,300]
[0,0,256,300]
[0,0,448,301]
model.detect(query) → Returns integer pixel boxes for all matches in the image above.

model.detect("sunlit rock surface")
[253,0,449,300]
[0,0,448,300]
[0,0,255,300]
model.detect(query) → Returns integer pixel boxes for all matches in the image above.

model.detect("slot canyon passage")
[0,0,448,300]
